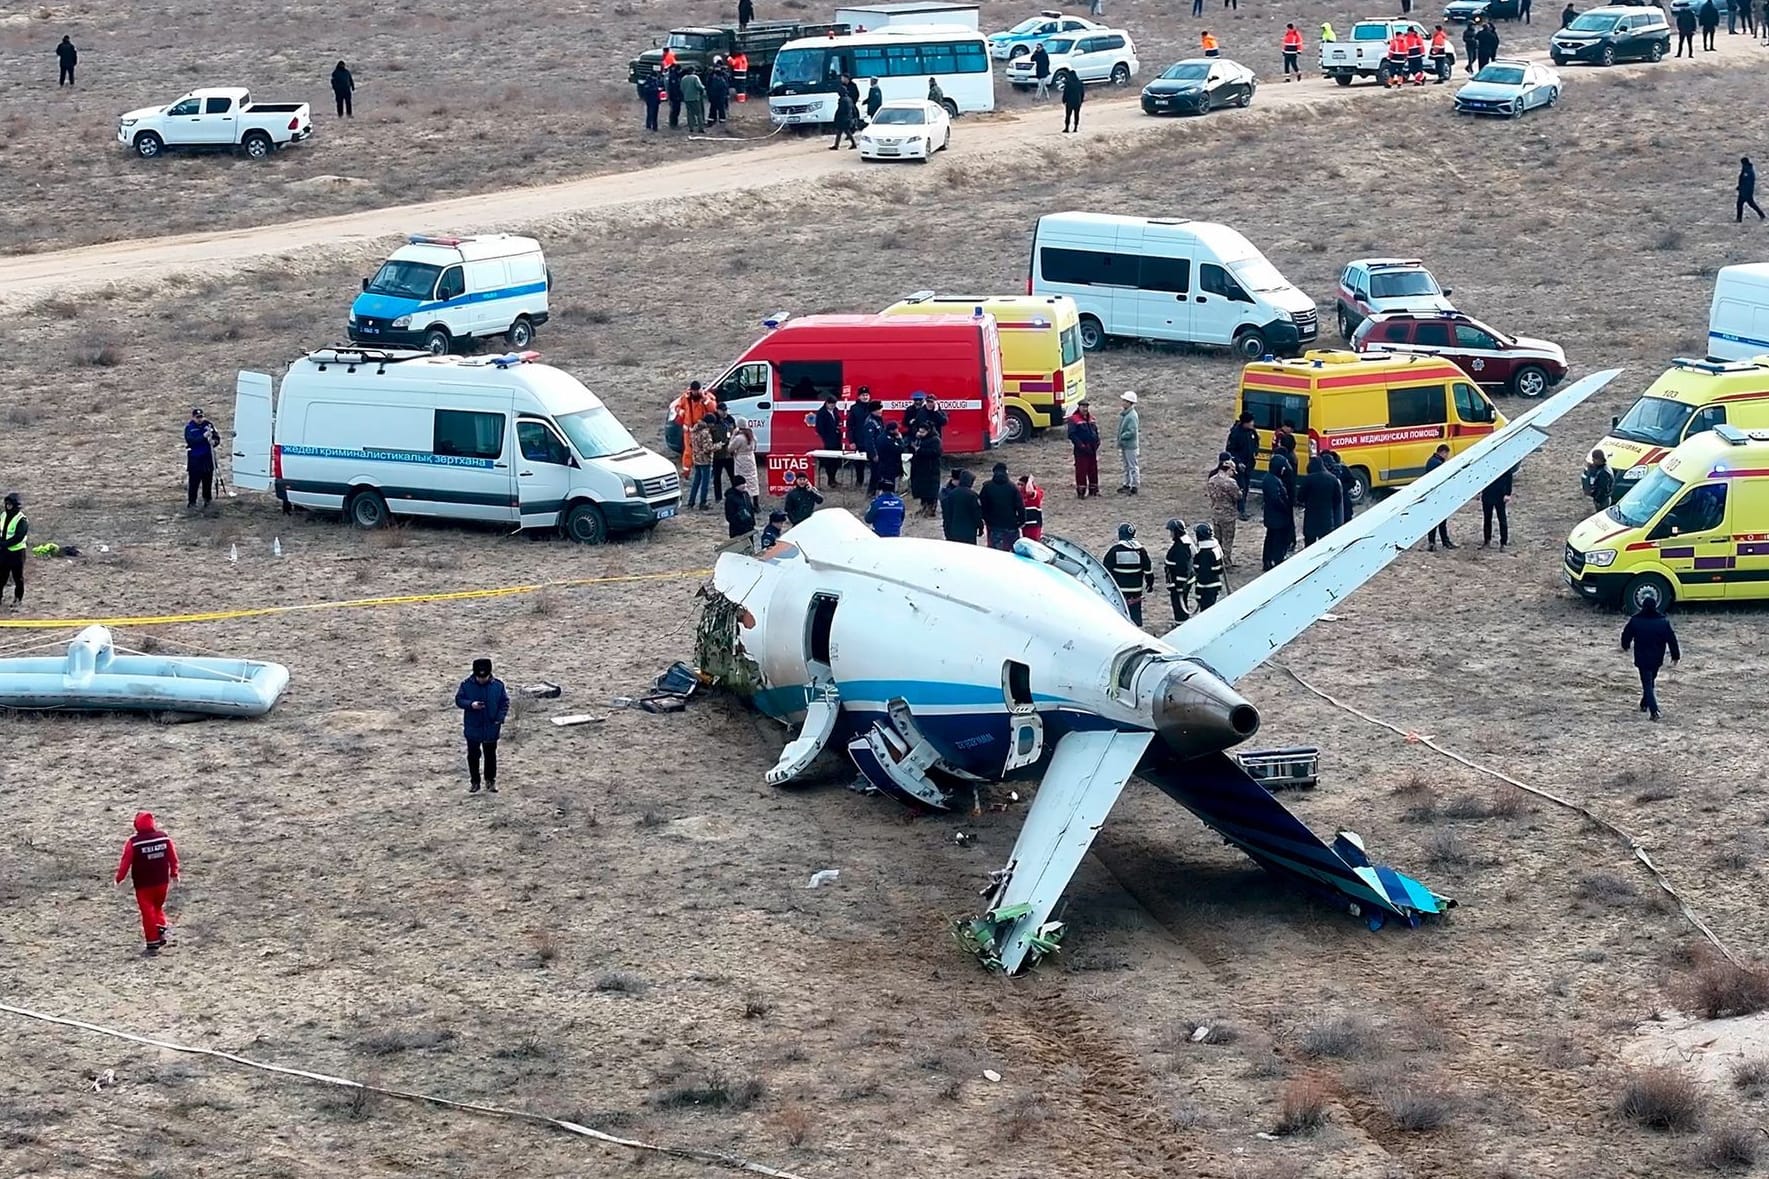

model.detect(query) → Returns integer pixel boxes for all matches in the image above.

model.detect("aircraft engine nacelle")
[1150,659,1261,761]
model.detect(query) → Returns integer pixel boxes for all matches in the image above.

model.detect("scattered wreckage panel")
[767,682,841,785]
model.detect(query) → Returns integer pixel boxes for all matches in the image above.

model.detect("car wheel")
[1234,329,1269,360]
[1337,307,1354,342]
[241,131,273,160]
[1052,69,1073,92]
[1009,45,1030,59]
[1547,85,1560,105]
[1511,364,1550,399]
[564,502,608,545]
[1551,52,1566,65]
[1004,407,1035,444]
[134,132,164,159]
[423,328,452,355]
[1238,84,1254,107]
[1600,43,1616,65]
[1376,61,1392,86]
[941,98,958,118]
[505,317,534,348]
[1110,63,1131,85]
[1334,73,1353,86]
[1647,41,1664,60]
[1346,467,1373,506]
[347,488,389,529]
[1078,315,1106,351]
[1624,572,1674,615]
[1511,96,1526,118]
[943,128,950,150]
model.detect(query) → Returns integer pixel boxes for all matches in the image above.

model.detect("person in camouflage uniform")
[1205,455,1242,569]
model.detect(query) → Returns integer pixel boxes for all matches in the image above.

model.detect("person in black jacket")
[866,79,885,119]
[1260,468,1293,571]
[1675,2,1697,53]
[638,73,664,130]
[1060,69,1085,132]
[1621,593,1679,720]
[706,67,731,125]
[814,394,844,488]
[978,463,1026,550]
[667,66,685,128]
[942,470,984,543]
[1462,19,1480,71]
[1163,519,1195,623]
[831,85,859,150]
[1226,412,1259,517]
[846,388,877,490]
[1740,158,1765,223]
[1424,445,1457,550]
[738,0,755,28]
[1104,524,1154,625]
[1476,18,1500,67]
[331,61,355,117]
[1323,450,1357,527]
[1192,523,1226,610]
[782,471,824,524]
[1301,456,1343,547]
[902,392,947,438]
[872,421,905,493]
[1032,43,1053,101]
[1584,449,1614,512]
[1481,465,1515,548]
[908,424,943,516]
[724,476,756,539]
[57,35,77,86]
[1699,0,1720,50]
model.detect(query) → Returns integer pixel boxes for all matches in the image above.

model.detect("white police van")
[231,348,679,544]
[347,234,550,355]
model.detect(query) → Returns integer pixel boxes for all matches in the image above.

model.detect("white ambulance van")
[1708,263,1769,362]
[347,234,550,355]
[231,348,679,544]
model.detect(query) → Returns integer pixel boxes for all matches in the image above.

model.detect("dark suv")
[1350,310,1568,398]
[1550,5,1671,65]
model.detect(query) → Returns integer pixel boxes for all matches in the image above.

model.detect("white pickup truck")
[1320,20,1453,86]
[117,88,313,160]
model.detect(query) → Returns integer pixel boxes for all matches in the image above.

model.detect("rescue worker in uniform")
[1067,402,1102,497]
[1282,24,1304,80]
[0,492,26,607]
[846,387,879,490]
[1621,591,1679,721]
[979,462,1026,550]
[731,51,750,100]
[1205,457,1242,567]
[1193,523,1226,611]
[1429,24,1451,81]
[1385,28,1408,87]
[184,407,221,510]
[1163,519,1196,623]
[760,510,788,549]
[1017,475,1045,542]
[638,71,664,131]
[1403,26,1427,86]
[1226,412,1258,517]
[866,77,884,118]
[1104,523,1155,627]
[669,381,715,477]
[1301,456,1345,546]
[1320,21,1337,41]
[1201,30,1222,57]
[115,811,180,954]
[1260,465,1293,571]
[864,480,907,538]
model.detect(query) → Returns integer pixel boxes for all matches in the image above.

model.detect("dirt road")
[1,43,1753,307]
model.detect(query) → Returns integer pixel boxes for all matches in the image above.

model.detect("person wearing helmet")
[0,491,25,606]
[114,811,180,954]
[1193,523,1226,610]
[1104,523,1154,626]
[1163,519,1195,624]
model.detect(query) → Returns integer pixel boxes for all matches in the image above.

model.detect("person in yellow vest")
[1,492,27,607]
[1201,30,1221,57]
[1321,21,1337,41]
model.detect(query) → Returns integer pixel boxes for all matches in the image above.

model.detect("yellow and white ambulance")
[1591,355,1769,503]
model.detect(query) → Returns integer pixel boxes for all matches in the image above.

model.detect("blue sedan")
[1453,60,1562,117]
[985,11,1102,60]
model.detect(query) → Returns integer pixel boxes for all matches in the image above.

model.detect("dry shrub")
[1575,872,1639,908]
[1677,954,1769,1020]
[742,992,772,1020]
[71,336,121,367]
[1617,1067,1705,1133]
[595,971,648,996]
[1300,1014,1374,1060]
[1426,829,1470,867]
[1731,1058,1769,1094]
[656,1073,765,1112]
[1383,1085,1456,1132]
[1275,1077,1329,1135]
[530,930,558,968]
[366,522,409,549]
[1001,1092,1049,1142]
[1699,1124,1761,1170]
[773,1104,810,1146]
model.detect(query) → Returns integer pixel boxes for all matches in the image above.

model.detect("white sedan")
[1452,59,1561,118]
[856,100,951,162]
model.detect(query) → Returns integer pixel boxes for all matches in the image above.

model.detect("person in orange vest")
[1384,30,1408,88]
[1281,23,1304,80]
[1403,26,1426,85]
[669,382,716,476]
[661,46,677,70]
[730,51,749,101]
[1201,31,1221,57]
[1428,25,1451,82]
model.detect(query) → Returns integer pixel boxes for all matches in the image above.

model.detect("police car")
[985,10,1103,59]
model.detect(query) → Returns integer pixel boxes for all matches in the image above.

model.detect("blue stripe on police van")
[1710,329,1769,350]
[279,445,498,470]
[419,281,549,313]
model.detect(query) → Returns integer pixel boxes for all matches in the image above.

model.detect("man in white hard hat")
[1116,391,1141,496]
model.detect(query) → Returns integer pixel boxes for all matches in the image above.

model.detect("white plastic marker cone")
[272,537,283,557]
[228,544,238,564]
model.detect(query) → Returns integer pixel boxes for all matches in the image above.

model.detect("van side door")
[718,362,775,453]
[515,416,577,529]
[462,259,509,337]
[433,265,467,337]
[431,404,517,523]
[1383,383,1449,483]
[1195,262,1253,347]
[1645,482,1731,601]
[1449,380,1499,446]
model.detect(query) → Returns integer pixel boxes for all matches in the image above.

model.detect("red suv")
[1350,310,1568,399]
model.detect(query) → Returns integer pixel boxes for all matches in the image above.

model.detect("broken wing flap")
[1135,747,1454,926]
[954,903,1064,974]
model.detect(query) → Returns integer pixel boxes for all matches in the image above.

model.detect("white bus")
[768,27,995,126]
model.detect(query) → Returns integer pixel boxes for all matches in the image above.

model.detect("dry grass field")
[7,24,1769,1179]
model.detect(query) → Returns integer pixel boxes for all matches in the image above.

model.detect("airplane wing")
[956,728,1154,974]
[1161,369,1621,686]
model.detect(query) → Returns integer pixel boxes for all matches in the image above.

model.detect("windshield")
[666,32,718,50]
[1229,258,1290,293]
[366,260,441,301]
[1475,65,1526,84]
[1369,270,1441,299]
[874,107,927,124]
[1569,12,1619,30]
[1044,37,1077,53]
[556,406,642,459]
[1353,22,1391,38]
[771,47,827,87]
[1611,396,1693,447]
[1613,466,1684,528]
[1160,62,1211,80]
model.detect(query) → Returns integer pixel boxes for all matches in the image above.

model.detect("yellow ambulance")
[1566,425,1769,612]
[880,292,1086,443]
[1592,355,1769,503]
[1236,350,1506,504]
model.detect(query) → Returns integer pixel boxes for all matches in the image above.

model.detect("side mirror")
[361,277,369,291]
[1443,287,1453,297]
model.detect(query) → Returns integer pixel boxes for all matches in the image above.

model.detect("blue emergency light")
[489,351,541,369]
[762,312,792,330]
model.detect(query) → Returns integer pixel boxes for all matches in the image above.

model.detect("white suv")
[1005,29,1139,90]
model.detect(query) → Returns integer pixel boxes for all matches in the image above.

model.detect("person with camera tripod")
[184,407,222,511]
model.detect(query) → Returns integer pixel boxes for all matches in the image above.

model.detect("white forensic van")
[348,234,550,355]
[1708,263,1769,362]
[1028,212,1319,358]
[231,348,680,544]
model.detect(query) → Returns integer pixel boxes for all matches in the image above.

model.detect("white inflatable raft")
[0,626,289,717]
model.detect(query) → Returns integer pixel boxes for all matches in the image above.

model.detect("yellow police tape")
[0,569,711,630]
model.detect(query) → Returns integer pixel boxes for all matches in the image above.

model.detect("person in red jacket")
[1017,474,1046,541]
[114,811,179,953]
[1281,24,1304,80]
[1385,31,1408,88]
[1403,27,1427,86]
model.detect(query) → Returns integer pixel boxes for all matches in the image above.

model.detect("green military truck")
[628,21,850,94]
